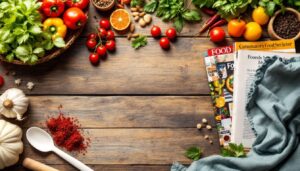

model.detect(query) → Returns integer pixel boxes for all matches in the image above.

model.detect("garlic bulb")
[0,88,29,120]
[0,119,23,169]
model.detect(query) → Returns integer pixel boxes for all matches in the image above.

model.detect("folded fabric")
[171,57,300,171]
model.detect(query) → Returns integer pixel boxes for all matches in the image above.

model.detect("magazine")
[204,46,234,146]
[232,50,300,148]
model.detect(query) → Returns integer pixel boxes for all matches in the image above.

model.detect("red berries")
[151,26,161,38]
[99,19,110,30]
[151,27,176,50]
[89,53,99,65]
[86,18,117,66]
[159,37,170,49]
[165,28,177,40]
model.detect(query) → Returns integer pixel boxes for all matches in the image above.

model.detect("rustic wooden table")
[2,4,294,171]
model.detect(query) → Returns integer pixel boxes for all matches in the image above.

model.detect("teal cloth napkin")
[171,57,300,171]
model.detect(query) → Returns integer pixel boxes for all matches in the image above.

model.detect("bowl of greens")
[0,0,88,65]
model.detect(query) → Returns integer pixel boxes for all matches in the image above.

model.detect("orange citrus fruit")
[110,9,131,31]
[252,7,269,25]
[243,22,262,41]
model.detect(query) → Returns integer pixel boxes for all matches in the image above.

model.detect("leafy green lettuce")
[0,0,65,64]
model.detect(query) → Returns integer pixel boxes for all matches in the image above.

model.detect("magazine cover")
[204,46,234,146]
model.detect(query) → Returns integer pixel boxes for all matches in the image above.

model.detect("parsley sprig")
[221,143,246,158]
[185,147,202,161]
[131,35,148,49]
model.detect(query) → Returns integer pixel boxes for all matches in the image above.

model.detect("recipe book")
[232,50,299,148]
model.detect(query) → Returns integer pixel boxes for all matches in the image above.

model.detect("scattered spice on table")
[46,112,90,153]
[273,12,300,39]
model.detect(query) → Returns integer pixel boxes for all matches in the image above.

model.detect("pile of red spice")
[46,113,90,153]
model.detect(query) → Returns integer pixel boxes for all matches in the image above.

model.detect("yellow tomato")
[243,22,262,41]
[252,7,270,25]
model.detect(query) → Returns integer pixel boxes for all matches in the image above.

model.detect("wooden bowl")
[0,12,87,65]
[92,0,115,12]
[268,8,300,40]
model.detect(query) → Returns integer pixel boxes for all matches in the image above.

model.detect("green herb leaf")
[131,0,144,7]
[182,10,202,21]
[174,16,184,32]
[6,53,14,62]
[29,25,43,35]
[53,37,66,48]
[266,1,276,16]
[221,143,246,158]
[131,35,147,49]
[144,0,158,13]
[33,47,45,57]
[185,147,202,161]
[15,45,31,57]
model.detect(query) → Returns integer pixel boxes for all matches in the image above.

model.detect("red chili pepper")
[209,19,228,30]
[199,14,221,34]
[201,7,217,16]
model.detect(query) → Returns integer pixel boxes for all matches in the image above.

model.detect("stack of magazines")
[204,39,297,148]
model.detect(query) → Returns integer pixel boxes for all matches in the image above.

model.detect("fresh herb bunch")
[144,0,201,32]
[0,0,65,64]
[258,0,284,16]
[131,35,148,49]
[193,0,257,19]
[131,0,144,7]
[286,0,300,11]
[185,147,202,161]
[221,143,246,158]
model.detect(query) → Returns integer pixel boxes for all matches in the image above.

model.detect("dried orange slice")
[110,9,131,31]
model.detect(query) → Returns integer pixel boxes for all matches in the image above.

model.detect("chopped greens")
[0,0,65,64]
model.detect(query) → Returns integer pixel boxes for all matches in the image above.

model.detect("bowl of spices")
[92,0,115,12]
[268,8,300,40]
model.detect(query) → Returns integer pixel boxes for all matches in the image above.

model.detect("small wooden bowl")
[268,8,300,40]
[92,0,115,12]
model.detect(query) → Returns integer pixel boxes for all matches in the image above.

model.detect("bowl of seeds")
[268,8,300,40]
[92,0,115,12]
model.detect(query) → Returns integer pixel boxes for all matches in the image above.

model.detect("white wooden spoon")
[26,127,94,171]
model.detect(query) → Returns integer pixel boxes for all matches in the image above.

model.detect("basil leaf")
[17,33,30,44]
[266,1,276,16]
[15,45,30,57]
[29,25,42,35]
[144,0,158,13]
[0,43,10,54]
[174,16,184,33]
[53,37,66,48]
[182,10,201,21]
[6,53,14,62]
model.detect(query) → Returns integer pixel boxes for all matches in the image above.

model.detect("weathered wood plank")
[0,37,222,95]
[20,96,214,128]
[22,128,219,165]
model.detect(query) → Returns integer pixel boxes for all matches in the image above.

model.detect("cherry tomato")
[0,75,4,87]
[99,19,111,30]
[151,25,161,38]
[63,7,87,30]
[159,37,170,50]
[41,0,65,17]
[89,53,99,65]
[86,39,98,49]
[96,46,107,57]
[106,30,115,40]
[66,0,89,9]
[165,28,177,40]
[98,28,107,39]
[122,0,131,4]
[105,40,116,52]
[209,27,226,43]
[87,33,98,40]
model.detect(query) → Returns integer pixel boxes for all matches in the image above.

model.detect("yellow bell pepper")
[43,18,67,40]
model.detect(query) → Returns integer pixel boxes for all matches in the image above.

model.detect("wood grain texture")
[21,96,214,128]
[0,37,232,95]
[21,128,219,165]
